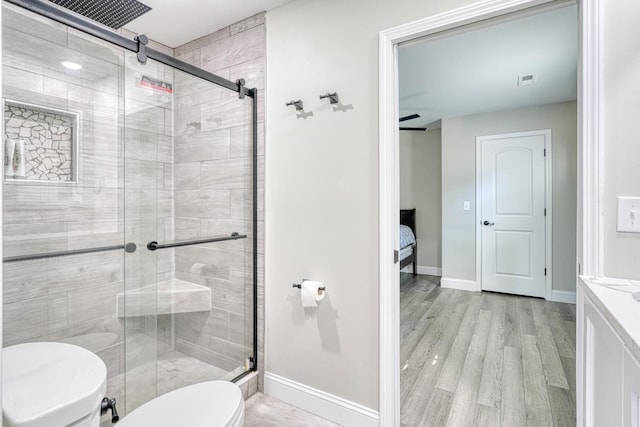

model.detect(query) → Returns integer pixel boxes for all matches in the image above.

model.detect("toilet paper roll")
[300,280,325,308]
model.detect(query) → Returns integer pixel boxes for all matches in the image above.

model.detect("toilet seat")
[117,381,244,427]
[2,342,107,427]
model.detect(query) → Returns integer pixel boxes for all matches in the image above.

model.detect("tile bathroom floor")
[245,393,340,426]
[400,273,576,427]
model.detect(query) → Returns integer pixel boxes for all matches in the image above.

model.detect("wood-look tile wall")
[1,3,175,409]
[174,13,266,389]
[2,3,263,408]
[2,3,127,404]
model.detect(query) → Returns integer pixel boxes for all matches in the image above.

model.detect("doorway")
[396,6,577,424]
[379,0,599,425]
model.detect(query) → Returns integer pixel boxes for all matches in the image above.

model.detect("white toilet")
[2,342,244,427]
[116,380,245,427]
[2,342,108,427]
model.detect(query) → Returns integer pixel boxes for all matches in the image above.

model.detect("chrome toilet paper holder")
[293,280,326,291]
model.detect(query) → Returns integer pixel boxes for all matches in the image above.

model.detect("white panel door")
[479,130,547,297]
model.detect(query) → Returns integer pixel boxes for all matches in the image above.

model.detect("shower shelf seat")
[117,278,211,318]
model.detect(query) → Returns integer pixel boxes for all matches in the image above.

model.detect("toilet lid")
[2,342,107,427]
[117,381,244,427]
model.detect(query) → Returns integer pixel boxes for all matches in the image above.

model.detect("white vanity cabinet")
[624,348,640,427]
[581,291,624,426]
[579,278,640,427]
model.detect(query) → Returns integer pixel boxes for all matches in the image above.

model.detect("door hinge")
[544,208,547,216]
[578,263,581,275]
[394,250,399,264]
[544,268,547,276]
[544,148,547,156]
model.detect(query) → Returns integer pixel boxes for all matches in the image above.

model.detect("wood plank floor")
[400,273,576,427]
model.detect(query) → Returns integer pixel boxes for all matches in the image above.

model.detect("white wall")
[400,129,442,270]
[265,0,474,411]
[602,0,640,279]
[441,101,577,292]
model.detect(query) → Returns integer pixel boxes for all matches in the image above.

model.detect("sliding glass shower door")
[121,52,256,413]
[2,1,257,420]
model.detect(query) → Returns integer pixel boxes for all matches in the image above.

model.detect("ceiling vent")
[517,73,538,87]
[48,0,152,29]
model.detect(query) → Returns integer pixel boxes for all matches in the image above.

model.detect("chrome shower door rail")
[146,233,247,251]
[5,0,254,98]
[3,243,137,263]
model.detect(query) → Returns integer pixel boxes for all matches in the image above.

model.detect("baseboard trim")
[400,265,442,276]
[441,277,480,292]
[551,290,577,304]
[264,372,379,427]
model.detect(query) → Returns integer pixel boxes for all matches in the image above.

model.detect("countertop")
[580,276,640,361]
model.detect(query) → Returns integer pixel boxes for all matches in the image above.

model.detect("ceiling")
[124,0,294,47]
[398,5,578,129]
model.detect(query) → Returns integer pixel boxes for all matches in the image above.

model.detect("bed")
[400,208,417,275]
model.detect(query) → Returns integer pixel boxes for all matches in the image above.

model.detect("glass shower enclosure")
[2,0,257,419]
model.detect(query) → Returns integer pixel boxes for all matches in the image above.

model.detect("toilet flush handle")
[101,397,120,424]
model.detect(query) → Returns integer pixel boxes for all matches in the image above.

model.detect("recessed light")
[518,73,538,87]
[61,61,82,70]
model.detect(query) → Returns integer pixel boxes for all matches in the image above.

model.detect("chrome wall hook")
[320,92,353,113]
[286,100,304,111]
[286,100,313,119]
[320,92,340,104]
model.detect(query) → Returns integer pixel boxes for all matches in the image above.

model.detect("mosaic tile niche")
[4,100,78,182]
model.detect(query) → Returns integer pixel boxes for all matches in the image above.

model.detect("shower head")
[47,0,152,29]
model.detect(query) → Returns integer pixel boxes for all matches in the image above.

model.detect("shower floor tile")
[156,351,231,395]
[104,350,244,424]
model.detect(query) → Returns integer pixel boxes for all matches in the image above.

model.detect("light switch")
[617,197,640,233]
[463,201,471,211]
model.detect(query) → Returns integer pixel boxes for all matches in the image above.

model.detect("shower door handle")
[147,232,247,251]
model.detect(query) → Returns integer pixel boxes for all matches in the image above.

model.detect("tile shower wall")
[1,3,175,416]
[3,3,262,415]
[174,13,266,392]
[2,0,126,402]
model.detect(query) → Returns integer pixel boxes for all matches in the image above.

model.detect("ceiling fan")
[399,113,426,131]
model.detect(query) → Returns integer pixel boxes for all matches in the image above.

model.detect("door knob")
[483,220,495,226]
